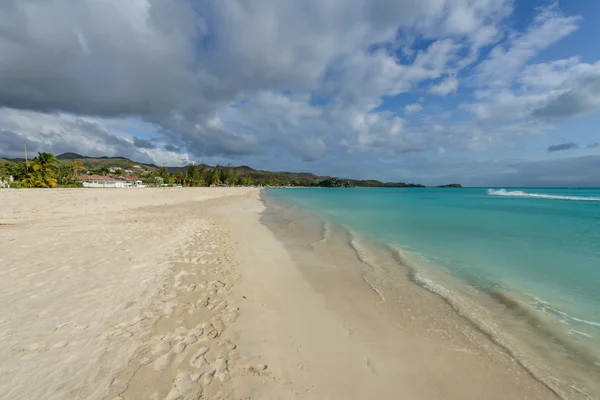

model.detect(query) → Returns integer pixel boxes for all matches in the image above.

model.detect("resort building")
[77,175,124,188]
[76,175,147,188]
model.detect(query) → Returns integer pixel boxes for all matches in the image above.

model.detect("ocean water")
[266,187,600,397]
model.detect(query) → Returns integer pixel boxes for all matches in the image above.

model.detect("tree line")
[150,163,255,187]
[1,151,434,189]
[0,152,283,188]
[0,152,84,188]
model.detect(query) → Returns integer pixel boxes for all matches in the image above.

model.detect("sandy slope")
[0,188,556,400]
[0,188,253,400]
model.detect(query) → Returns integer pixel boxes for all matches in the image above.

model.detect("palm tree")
[158,166,170,180]
[56,164,75,185]
[223,163,235,185]
[33,152,59,171]
[71,160,85,178]
[98,166,110,176]
[210,165,222,186]
[25,152,59,188]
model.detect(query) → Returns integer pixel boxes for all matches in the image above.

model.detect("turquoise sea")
[266,187,600,396]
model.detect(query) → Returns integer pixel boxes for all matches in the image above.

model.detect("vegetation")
[1,151,461,189]
[0,152,83,188]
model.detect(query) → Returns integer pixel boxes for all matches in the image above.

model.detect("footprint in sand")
[244,364,268,374]
[203,358,230,384]
[154,351,173,371]
[173,341,187,354]
[366,358,379,376]
[190,347,210,368]
[23,342,46,351]
[165,372,203,400]
[211,319,225,335]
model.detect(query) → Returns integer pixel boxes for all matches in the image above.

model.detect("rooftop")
[76,175,117,182]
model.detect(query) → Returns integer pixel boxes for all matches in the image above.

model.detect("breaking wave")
[487,189,600,202]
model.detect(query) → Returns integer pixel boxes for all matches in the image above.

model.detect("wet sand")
[0,188,557,399]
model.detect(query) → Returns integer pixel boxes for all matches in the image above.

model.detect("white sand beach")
[0,188,556,399]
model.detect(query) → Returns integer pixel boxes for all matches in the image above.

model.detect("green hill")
[55,153,159,171]
[1,152,461,188]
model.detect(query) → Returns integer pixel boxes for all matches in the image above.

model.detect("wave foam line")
[361,274,385,303]
[487,189,600,201]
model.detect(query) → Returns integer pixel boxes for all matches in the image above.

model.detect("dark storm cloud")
[0,129,40,157]
[0,0,223,156]
[0,0,201,117]
[71,119,136,152]
[133,136,156,149]
[164,144,181,152]
[547,142,578,152]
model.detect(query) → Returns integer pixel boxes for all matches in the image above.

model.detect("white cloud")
[0,0,484,163]
[0,108,190,165]
[405,103,424,114]
[528,60,600,119]
[475,5,580,88]
[463,57,600,123]
[1,0,599,186]
[428,76,459,95]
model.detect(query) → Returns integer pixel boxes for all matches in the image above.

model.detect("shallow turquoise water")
[267,187,600,358]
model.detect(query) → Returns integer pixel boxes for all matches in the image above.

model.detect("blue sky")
[1,0,599,186]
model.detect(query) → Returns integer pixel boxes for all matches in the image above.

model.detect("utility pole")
[24,141,28,166]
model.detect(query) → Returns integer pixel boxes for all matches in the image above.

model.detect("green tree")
[239,175,254,186]
[33,152,59,171]
[71,160,85,177]
[209,165,222,186]
[56,164,75,185]
[222,163,235,185]
[24,152,59,188]
[98,166,110,176]
[172,171,184,186]
[0,161,28,181]
[184,163,196,186]
[158,166,170,180]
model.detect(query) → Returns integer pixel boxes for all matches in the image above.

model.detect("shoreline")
[224,191,557,399]
[259,191,597,399]
[0,188,568,399]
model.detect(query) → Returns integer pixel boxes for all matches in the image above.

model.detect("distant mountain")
[4,157,25,162]
[55,152,86,160]
[55,153,160,169]
[1,152,461,188]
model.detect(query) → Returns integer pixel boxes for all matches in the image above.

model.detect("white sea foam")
[554,309,600,328]
[487,189,600,201]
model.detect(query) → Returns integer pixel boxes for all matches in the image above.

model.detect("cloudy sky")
[1,0,599,186]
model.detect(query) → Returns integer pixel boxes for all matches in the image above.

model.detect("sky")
[0,0,599,186]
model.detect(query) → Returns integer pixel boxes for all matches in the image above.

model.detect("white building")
[77,175,147,188]
[123,176,145,187]
[77,175,125,188]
